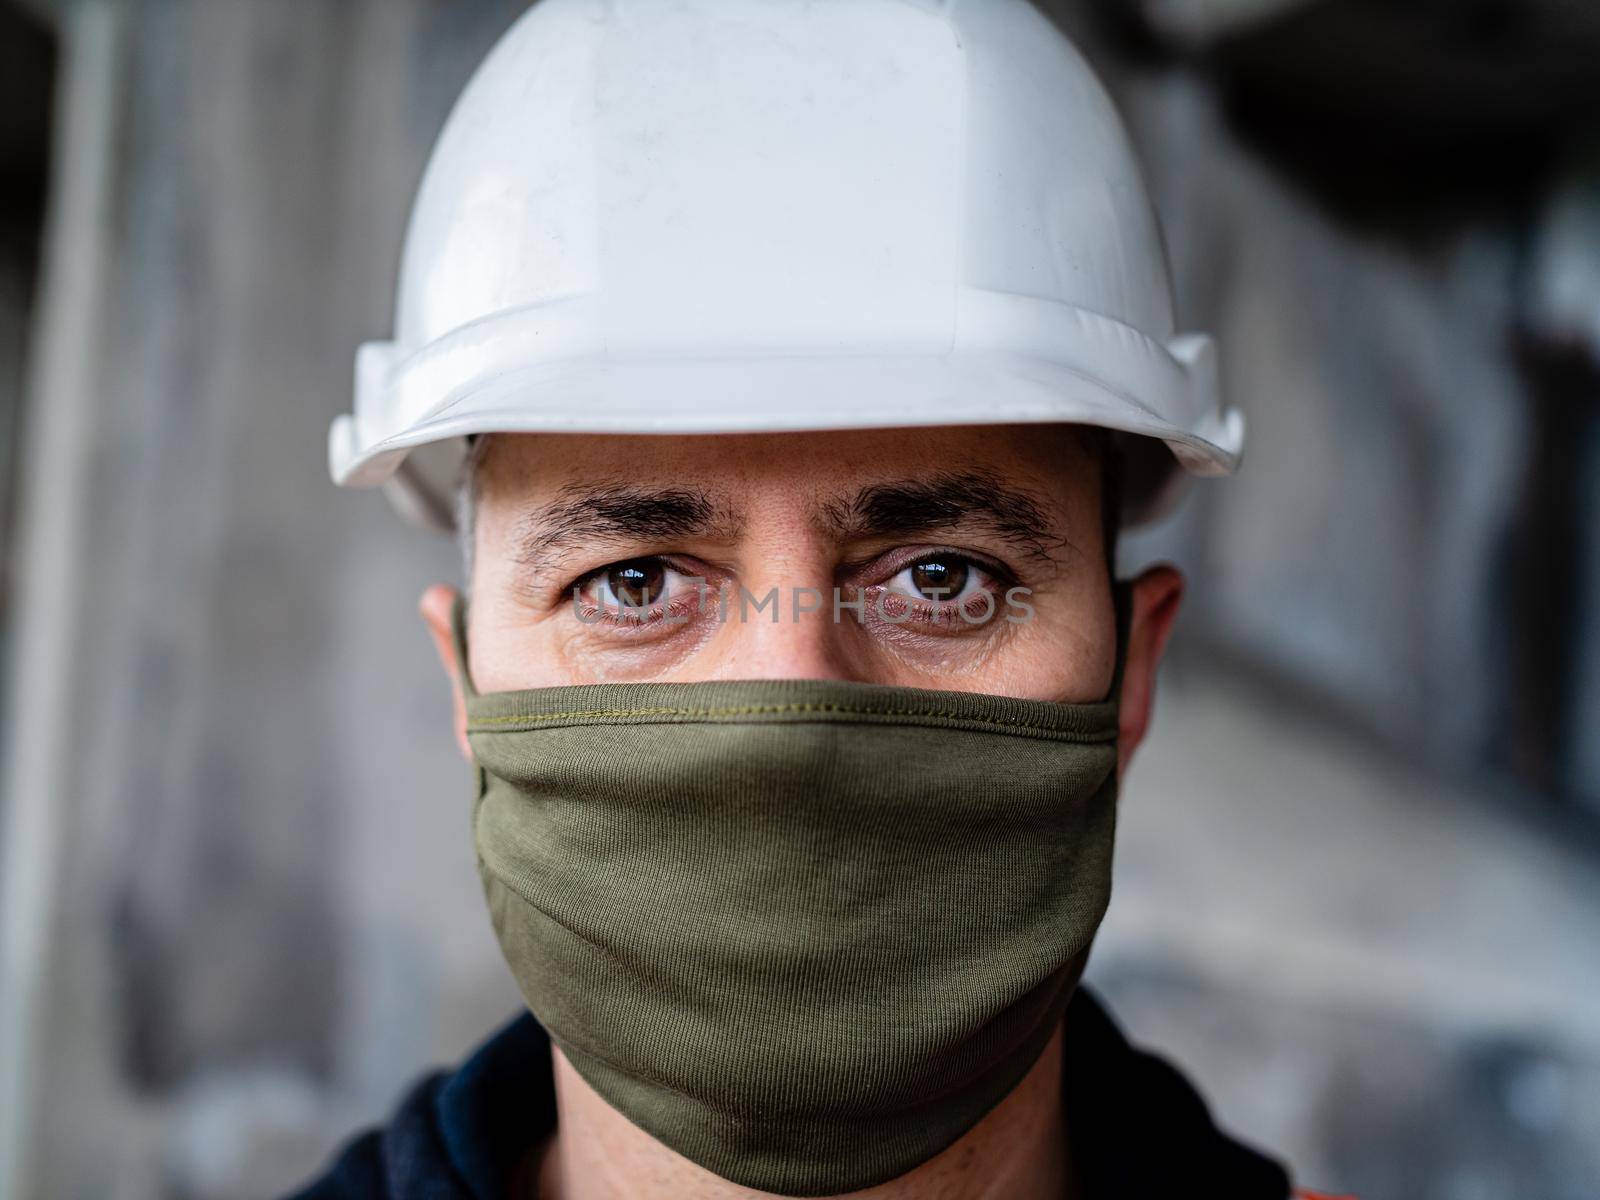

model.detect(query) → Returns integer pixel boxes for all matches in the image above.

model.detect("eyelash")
[863,551,1012,628]
[570,557,707,627]
[568,551,1016,630]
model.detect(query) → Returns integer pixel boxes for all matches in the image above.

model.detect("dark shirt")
[288,986,1292,1199]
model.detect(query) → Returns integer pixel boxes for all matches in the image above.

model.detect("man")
[300,1,1324,1196]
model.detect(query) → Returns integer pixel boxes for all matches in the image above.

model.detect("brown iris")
[907,557,968,601]
[607,559,667,608]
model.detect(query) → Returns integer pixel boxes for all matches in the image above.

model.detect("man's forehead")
[475,429,1095,575]
[476,427,1095,503]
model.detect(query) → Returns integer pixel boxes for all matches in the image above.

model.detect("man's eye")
[584,558,673,609]
[889,555,985,603]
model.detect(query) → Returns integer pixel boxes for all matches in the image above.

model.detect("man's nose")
[702,583,868,683]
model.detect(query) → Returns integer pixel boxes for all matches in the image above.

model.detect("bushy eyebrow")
[820,471,1072,567]
[508,470,1073,586]
[513,482,737,573]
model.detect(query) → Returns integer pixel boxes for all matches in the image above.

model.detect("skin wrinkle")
[506,474,1073,599]
[464,429,1124,696]
[469,430,1117,600]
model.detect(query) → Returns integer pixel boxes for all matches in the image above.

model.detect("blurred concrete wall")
[0,2,1596,1198]
[1112,0,1600,813]
[0,0,53,679]
[0,3,527,1196]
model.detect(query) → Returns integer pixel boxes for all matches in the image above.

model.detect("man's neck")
[523,1020,1077,1200]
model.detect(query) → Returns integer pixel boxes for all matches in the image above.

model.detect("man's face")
[425,424,1182,770]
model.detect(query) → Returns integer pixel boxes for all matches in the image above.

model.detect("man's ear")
[1116,563,1184,780]
[420,584,472,761]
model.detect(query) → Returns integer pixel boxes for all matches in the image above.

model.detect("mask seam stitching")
[466,703,1115,737]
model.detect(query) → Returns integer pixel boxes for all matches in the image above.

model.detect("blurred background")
[0,1,1597,1197]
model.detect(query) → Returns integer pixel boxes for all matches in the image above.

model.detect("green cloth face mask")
[451,583,1131,1197]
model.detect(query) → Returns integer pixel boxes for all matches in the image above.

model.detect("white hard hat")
[331,0,1243,529]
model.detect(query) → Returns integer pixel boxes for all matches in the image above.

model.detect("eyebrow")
[513,482,737,576]
[509,469,1073,585]
[820,471,1072,567]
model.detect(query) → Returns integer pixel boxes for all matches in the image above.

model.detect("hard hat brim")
[332,298,1242,531]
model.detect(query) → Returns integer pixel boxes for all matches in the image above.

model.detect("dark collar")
[290,986,1290,1199]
